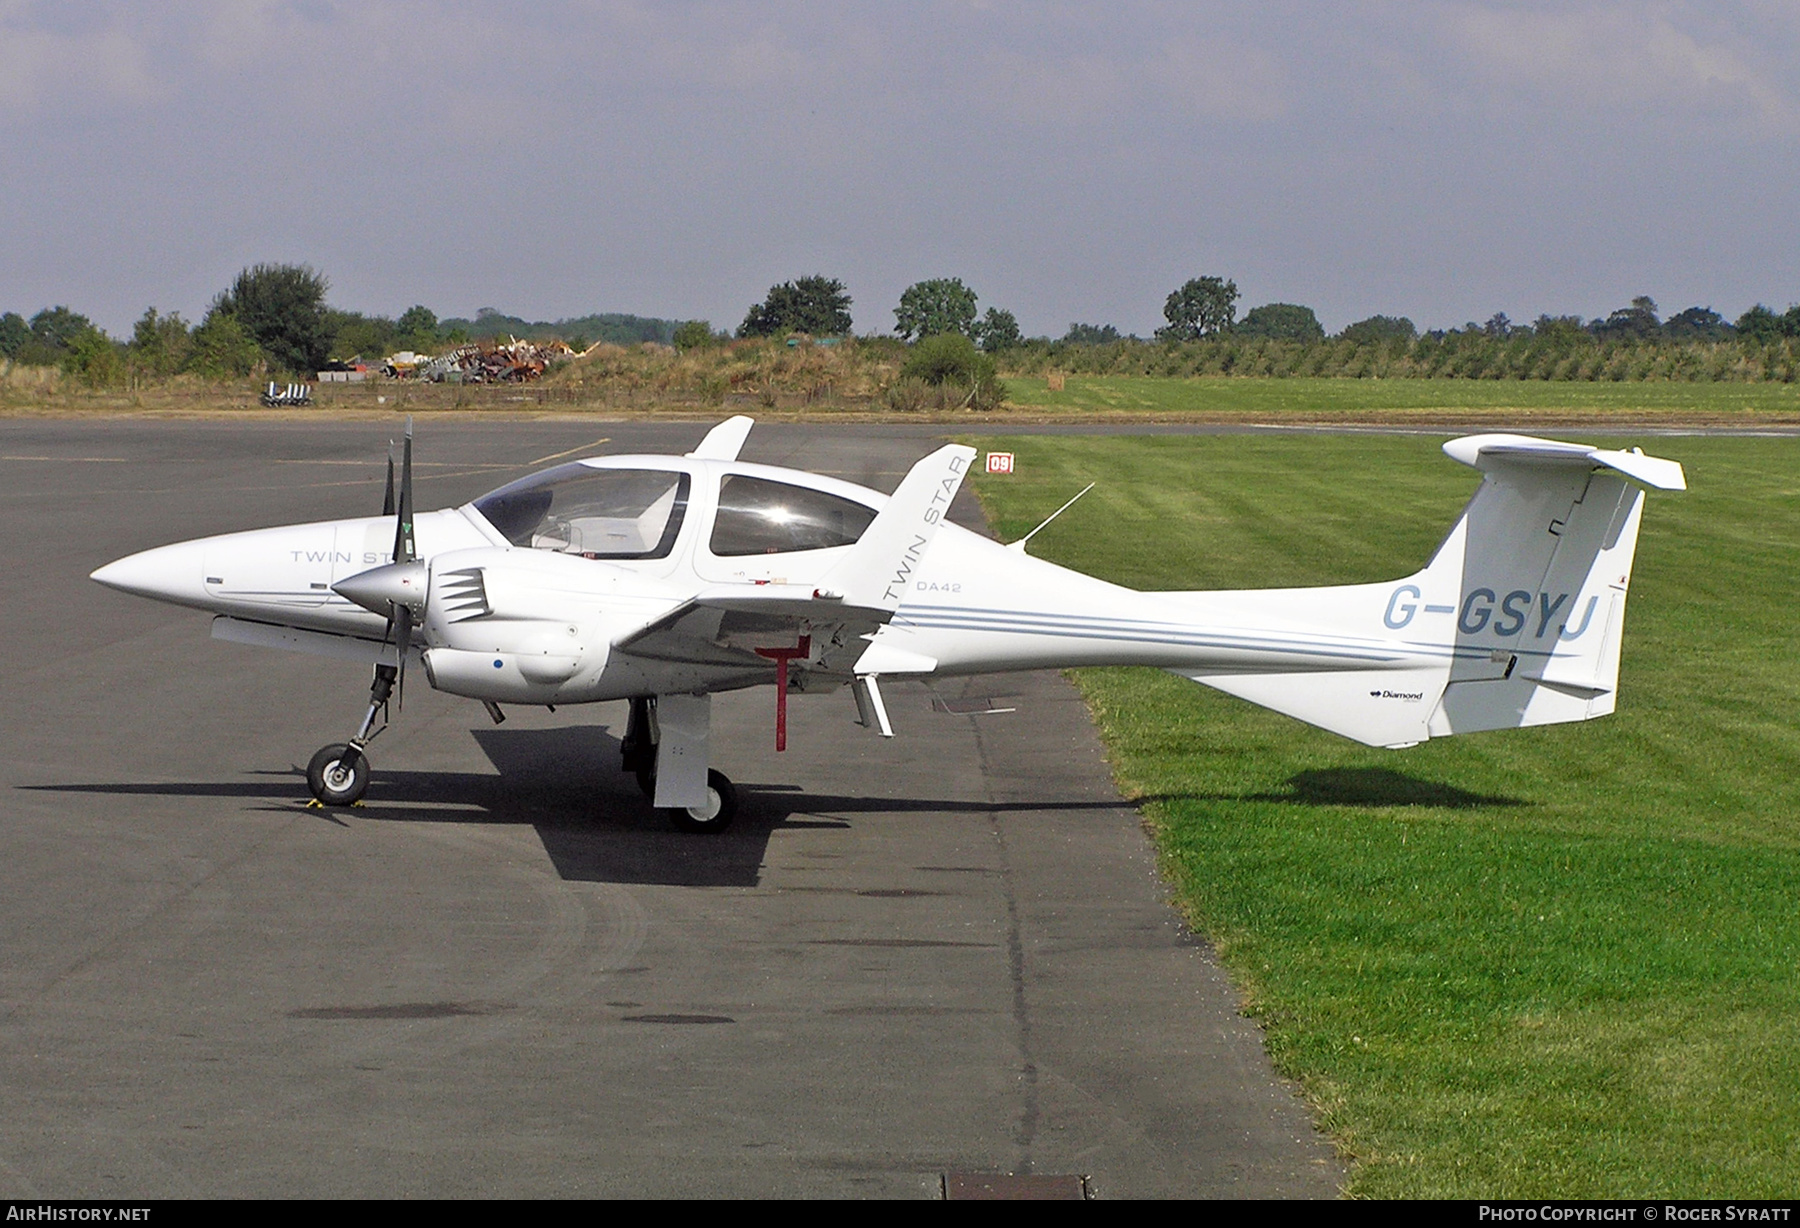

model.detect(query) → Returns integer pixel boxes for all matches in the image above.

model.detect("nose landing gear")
[305,662,395,807]
[307,743,370,806]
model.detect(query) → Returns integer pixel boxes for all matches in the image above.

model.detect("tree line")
[712,271,1800,353]
[8,262,1800,387]
[0,265,685,386]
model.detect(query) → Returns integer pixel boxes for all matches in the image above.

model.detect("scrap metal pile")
[382,338,576,383]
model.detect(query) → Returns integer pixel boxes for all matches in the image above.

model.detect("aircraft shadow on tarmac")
[22,722,1136,889]
[1144,766,1531,810]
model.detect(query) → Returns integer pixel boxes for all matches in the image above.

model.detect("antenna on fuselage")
[1007,482,1095,554]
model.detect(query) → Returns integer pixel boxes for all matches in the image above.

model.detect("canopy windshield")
[473,464,691,559]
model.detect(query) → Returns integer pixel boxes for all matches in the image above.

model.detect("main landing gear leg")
[306,663,395,806]
[631,693,737,834]
[622,696,656,798]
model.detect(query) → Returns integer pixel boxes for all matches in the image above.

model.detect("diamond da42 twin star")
[89,417,1685,832]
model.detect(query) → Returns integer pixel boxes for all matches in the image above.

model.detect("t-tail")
[1169,434,1685,748]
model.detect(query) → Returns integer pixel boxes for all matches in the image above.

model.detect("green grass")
[999,375,1800,420]
[969,434,1800,1197]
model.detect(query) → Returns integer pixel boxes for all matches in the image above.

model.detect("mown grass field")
[1001,375,1800,422]
[968,433,1800,1198]
[9,349,1800,424]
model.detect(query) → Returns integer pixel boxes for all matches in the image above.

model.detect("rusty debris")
[380,337,575,384]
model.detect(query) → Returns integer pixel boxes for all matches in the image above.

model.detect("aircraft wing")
[212,615,401,666]
[610,585,893,668]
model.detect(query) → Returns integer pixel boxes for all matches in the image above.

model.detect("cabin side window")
[709,476,877,557]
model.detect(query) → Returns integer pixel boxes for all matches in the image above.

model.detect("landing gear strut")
[621,695,738,834]
[622,696,656,798]
[306,663,395,806]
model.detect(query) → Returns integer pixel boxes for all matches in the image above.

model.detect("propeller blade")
[391,417,416,566]
[382,444,396,517]
[394,603,414,710]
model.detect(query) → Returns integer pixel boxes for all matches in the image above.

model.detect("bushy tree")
[326,310,399,361]
[28,306,94,351]
[1340,315,1417,344]
[973,307,1021,352]
[894,277,978,341]
[1735,304,1781,341]
[1531,315,1587,343]
[738,276,852,337]
[185,310,262,378]
[393,305,440,353]
[1061,322,1122,345]
[3,306,97,365]
[1236,303,1324,342]
[1592,295,1660,339]
[1664,306,1731,340]
[396,304,437,337]
[1156,276,1238,341]
[214,264,333,374]
[899,333,1006,409]
[129,308,192,377]
[60,326,125,387]
[672,320,717,351]
[0,312,28,360]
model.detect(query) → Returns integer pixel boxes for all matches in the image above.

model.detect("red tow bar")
[754,635,811,751]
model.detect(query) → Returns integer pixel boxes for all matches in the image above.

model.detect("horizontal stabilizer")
[1443,433,1686,490]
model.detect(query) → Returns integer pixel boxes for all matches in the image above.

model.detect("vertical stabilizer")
[1423,435,1675,736]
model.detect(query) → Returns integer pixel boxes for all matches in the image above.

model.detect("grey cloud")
[1,1,1796,338]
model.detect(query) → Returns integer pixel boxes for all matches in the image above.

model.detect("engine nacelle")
[421,643,600,703]
[414,545,672,703]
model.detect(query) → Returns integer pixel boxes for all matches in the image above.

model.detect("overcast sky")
[3,1,1797,338]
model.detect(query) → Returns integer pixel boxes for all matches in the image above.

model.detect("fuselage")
[90,452,1443,707]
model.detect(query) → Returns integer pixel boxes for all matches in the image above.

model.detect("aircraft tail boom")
[1170,433,1681,747]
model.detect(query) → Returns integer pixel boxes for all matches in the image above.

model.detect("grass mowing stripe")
[998,375,1800,419]
[968,433,1800,1197]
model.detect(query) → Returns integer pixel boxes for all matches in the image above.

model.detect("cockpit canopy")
[475,464,690,558]
[471,461,880,561]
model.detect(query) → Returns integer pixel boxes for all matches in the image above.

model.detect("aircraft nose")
[90,538,211,608]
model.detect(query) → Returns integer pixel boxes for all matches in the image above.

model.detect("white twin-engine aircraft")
[90,417,1685,832]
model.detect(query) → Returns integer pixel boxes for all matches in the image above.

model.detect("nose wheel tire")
[307,743,370,806]
[661,769,738,834]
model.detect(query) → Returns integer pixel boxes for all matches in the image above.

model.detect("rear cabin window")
[709,475,878,557]
[473,465,690,559]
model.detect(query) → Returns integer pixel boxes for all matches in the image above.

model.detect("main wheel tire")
[633,764,656,799]
[662,769,738,834]
[307,743,370,806]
